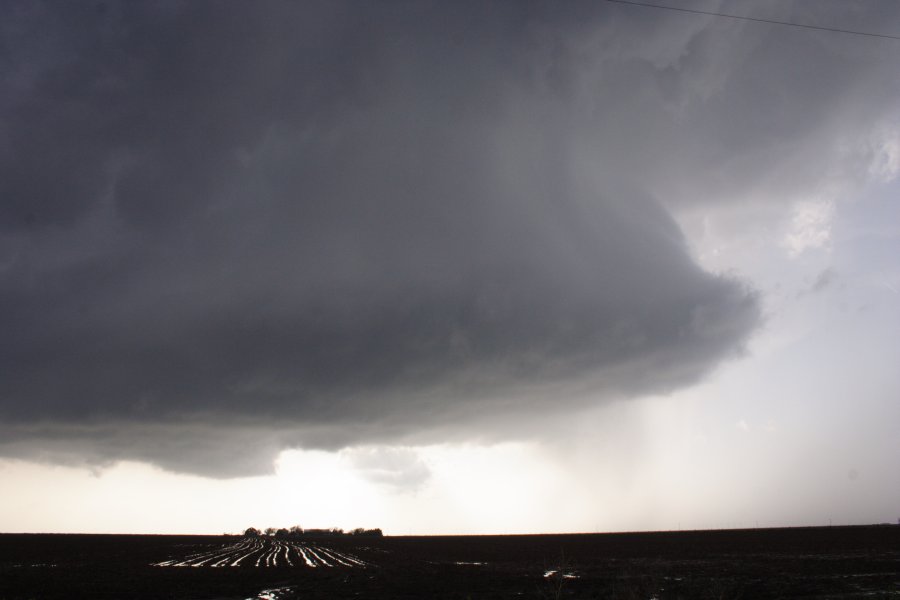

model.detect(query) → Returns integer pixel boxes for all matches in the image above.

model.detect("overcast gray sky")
[1,0,898,534]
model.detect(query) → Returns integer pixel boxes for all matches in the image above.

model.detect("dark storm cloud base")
[4,0,897,475]
[0,1,766,475]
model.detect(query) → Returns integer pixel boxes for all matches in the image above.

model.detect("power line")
[603,0,900,41]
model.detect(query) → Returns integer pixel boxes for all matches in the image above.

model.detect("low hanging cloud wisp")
[7,1,897,477]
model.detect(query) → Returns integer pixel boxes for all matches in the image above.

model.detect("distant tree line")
[242,526,383,538]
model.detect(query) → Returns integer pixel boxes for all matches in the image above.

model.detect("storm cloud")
[2,1,894,476]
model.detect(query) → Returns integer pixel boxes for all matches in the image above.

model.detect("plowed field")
[1,525,898,599]
[152,537,367,568]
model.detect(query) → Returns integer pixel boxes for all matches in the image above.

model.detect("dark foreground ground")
[1,525,898,599]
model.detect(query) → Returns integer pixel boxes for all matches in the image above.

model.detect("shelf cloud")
[3,1,894,477]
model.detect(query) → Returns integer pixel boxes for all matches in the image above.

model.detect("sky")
[0,0,898,535]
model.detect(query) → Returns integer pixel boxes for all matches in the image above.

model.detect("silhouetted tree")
[354,528,383,537]
[244,524,381,537]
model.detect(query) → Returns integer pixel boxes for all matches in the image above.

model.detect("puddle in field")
[248,586,294,600]
[543,570,579,579]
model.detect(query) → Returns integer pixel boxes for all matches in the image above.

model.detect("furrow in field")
[231,542,263,566]
[280,542,293,567]
[304,545,333,567]
[171,549,218,566]
[293,543,317,567]
[286,543,306,567]
[211,542,254,567]
[314,546,352,566]
[192,542,248,567]
[326,546,366,566]
[175,541,244,565]
[271,543,281,567]
[331,549,367,566]
[174,550,220,567]
[183,547,219,560]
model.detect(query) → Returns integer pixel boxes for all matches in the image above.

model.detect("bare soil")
[0,525,897,599]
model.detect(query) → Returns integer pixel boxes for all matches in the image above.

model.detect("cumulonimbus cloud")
[3,1,894,477]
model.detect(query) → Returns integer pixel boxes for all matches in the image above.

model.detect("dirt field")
[0,525,897,599]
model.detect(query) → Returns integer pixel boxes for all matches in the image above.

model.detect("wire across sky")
[603,0,900,41]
